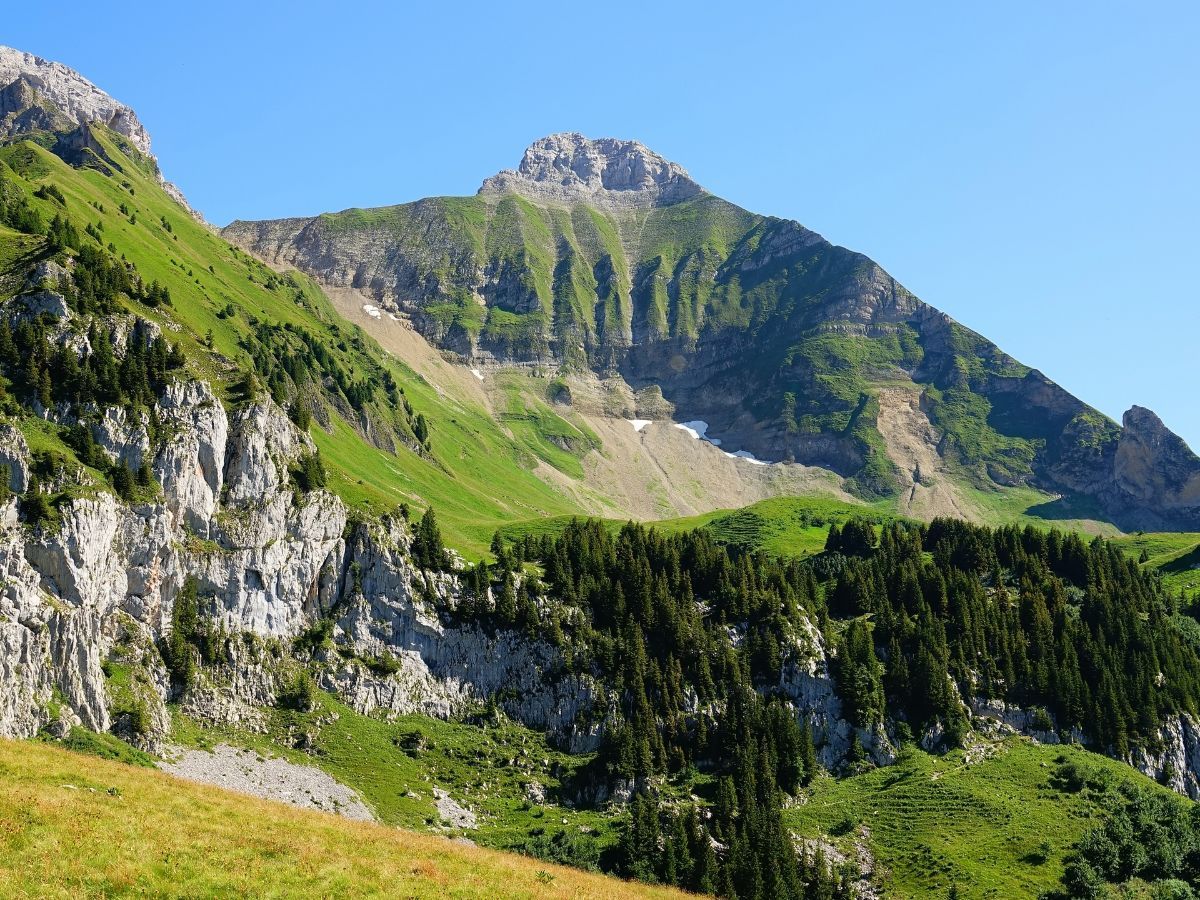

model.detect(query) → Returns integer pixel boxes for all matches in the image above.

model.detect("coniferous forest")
[424,515,1200,897]
[2,33,1198,898]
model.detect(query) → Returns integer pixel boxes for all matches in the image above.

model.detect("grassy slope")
[788,737,1184,900]
[0,739,683,899]
[500,492,1110,561]
[0,133,596,556]
[1114,531,1200,596]
[496,494,882,557]
[169,690,620,854]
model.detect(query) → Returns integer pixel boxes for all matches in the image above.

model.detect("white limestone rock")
[479,133,705,209]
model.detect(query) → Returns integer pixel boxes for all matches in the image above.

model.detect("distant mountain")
[225,133,1200,530]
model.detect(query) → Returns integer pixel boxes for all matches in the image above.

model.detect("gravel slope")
[159,744,374,821]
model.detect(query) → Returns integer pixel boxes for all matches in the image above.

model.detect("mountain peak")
[478,132,705,209]
[0,45,151,155]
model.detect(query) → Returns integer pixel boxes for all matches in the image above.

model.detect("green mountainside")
[225,133,1200,533]
[3,47,1200,900]
[0,125,612,555]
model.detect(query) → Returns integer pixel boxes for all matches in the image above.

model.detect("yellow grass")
[0,739,689,899]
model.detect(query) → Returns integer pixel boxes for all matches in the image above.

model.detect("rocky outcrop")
[779,615,893,767]
[0,376,604,749]
[1112,407,1200,529]
[479,132,705,209]
[1129,713,1200,800]
[332,520,601,747]
[154,381,228,535]
[0,46,150,153]
[0,45,200,220]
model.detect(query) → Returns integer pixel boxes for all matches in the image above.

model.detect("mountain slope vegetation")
[4,45,1200,900]
[226,134,1200,533]
[0,123,607,554]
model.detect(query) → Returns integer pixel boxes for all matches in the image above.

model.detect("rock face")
[779,616,894,768]
[478,132,705,209]
[0,367,603,752]
[1113,407,1200,528]
[225,134,1200,530]
[0,45,199,220]
[0,45,151,154]
[0,353,866,773]
[1130,713,1200,800]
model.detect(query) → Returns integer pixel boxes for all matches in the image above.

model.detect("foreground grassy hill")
[0,739,685,899]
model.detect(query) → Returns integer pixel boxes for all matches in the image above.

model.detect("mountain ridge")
[224,134,1200,531]
[3,45,1200,900]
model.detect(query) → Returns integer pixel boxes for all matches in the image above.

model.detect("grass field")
[0,738,684,899]
[787,737,1183,899]
[169,690,621,856]
[1114,531,1200,596]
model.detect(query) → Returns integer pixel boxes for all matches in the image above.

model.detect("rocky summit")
[0,45,151,154]
[477,132,706,208]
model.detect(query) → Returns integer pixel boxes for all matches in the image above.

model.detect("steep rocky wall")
[0,379,612,755]
[0,365,867,769]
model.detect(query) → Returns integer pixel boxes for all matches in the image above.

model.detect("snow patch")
[361,304,382,319]
[674,420,710,441]
[470,368,485,381]
[673,419,774,465]
[628,419,652,433]
[726,449,769,466]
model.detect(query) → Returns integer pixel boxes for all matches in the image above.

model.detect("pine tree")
[799,719,817,786]
[495,571,517,626]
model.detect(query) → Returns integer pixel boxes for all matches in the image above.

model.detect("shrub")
[291,451,326,494]
[278,669,318,712]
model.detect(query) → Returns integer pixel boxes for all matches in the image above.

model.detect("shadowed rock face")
[224,134,1200,530]
[1114,407,1200,524]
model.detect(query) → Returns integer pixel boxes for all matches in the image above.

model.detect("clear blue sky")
[6,1,1198,448]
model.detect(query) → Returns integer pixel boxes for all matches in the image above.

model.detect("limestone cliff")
[0,368,852,763]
